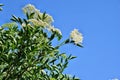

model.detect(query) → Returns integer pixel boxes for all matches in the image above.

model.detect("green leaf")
[68,54,72,60]
[26,12,29,19]
[57,34,62,41]
[64,39,70,44]
[70,56,77,60]
[18,17,23,24]
[50,59,57,63]
[30,12,35,18]
[63,62,68,69]
[23,19,28,25]
[74,78,80,80]
[49,32,55,41]
[42,12,47,20]
[44,58,49,64]
[11,15,18,22]
[76,43,83,48]
[0,8,2,11]
[38,15,42,20]
[2,67,9,73]
[0,4,3,11]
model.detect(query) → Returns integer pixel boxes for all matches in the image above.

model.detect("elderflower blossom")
[28,19,48,27]
[23,4,54,25]
[22,4,36,14]
[44,14,54,24]
[70,29,83,44]
[22,4,61,35]
[21,23,32,27]
[22,4,42,19]
[47,26,62,35]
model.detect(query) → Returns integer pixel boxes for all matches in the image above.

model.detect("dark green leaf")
[42,12,47,20]
[23,19,28,24]
[70,56,77,60]
[18,17,23,24]
[64,39,70,44]
[50,59,57,63]
[49,32,55,41]
[30,12,35,18]
[2,67,8,72]
[76,43,83,48]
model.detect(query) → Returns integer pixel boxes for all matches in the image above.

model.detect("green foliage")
[0,4,3,11]
[0,4,82,80]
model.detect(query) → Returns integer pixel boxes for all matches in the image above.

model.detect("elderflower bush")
[0,4,83,80]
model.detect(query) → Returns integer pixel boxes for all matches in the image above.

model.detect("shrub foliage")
[0,4,83,80]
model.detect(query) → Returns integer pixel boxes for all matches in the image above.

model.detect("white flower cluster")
[22,4,53,24]
[70,29,83,44]
[47,26,62,35]
[28,19,48,27]
[22,4,61,35]
[111,78,119,80]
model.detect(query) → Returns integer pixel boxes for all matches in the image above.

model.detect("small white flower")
[22,4,36,14]
[111,78,119,80]
[22,4,62,36]
[47,26,62,35]
[21,23,26,27]
[28,19,48,27]
[54,28,62,35]
[44,14,54,24]
[23,4,54,25]
[70,29,83,44]
[23,4,43,19]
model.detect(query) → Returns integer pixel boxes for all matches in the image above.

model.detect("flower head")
[22,4,62,36]
[47,25,62,35]
[44,14,54,24]
[23,4,54,25]
[70,29,83,44]
[22,4,37,14]
[28,19,48,27]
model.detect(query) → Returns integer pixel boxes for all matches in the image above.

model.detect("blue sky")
[0,0,120,80]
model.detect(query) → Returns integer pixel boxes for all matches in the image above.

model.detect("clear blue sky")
[0,0,120,80]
